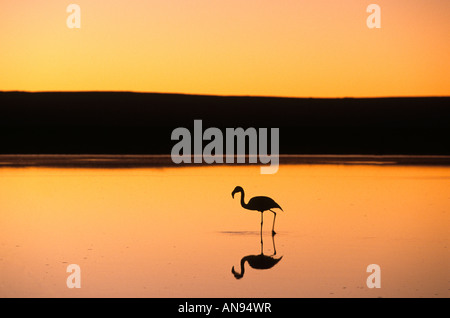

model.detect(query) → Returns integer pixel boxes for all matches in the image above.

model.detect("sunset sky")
[1,0,449,97]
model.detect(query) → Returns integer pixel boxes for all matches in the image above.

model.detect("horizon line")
[1,90,449,100]
[1,154,450,168]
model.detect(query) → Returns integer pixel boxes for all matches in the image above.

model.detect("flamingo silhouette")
[231,234,283,279]
[231,186,283,235]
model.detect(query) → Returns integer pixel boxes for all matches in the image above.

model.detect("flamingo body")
[246,196,283,212]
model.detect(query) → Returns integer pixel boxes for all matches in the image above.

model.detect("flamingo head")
[231,186,244,198]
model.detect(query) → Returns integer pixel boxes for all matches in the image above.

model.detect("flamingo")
[231,186,283,235]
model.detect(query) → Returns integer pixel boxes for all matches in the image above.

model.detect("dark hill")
[0,92,448,155]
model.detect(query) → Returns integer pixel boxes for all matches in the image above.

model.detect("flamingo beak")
[231,191,236,198]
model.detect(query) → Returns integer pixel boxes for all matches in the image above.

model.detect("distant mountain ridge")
[0,92,449,155]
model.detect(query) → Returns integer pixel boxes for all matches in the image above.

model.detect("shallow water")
[0,164,449,297]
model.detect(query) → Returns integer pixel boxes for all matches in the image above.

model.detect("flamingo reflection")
[231,234,283,279]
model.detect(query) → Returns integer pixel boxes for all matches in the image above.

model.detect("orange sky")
[0,0,449,97]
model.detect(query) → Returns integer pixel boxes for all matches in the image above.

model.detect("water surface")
[0,164,448,297]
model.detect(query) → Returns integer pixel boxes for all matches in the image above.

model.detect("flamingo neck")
[239,190,247,208]
[237,257,247,276]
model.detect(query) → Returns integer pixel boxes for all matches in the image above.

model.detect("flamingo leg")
[269,209,277,235]
[271,233,277,256]
[260,230,263,254]
[260,212,264,233]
